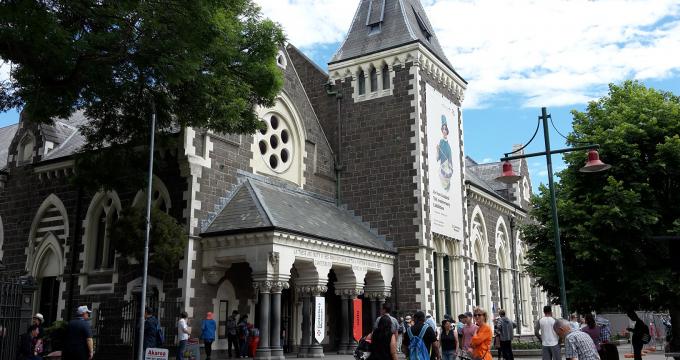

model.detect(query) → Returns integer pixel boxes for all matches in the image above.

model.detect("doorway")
[38,276,60,326]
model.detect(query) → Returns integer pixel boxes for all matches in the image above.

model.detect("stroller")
[354,336,372,360]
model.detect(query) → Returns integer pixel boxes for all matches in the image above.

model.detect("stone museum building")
[0,0,553,358]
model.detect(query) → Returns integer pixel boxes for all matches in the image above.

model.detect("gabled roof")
[202,178,395,253]
[330,0,462,79]
[0,124,18,170]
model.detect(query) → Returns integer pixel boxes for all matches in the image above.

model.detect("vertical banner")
[314,296,325,343]
[426,83,464,239]
[353,298,363,341]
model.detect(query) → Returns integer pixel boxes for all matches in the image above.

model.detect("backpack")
[238,322,249,339]
[407,324,431,360]
[156,319,165,346]
[227,317,238,336]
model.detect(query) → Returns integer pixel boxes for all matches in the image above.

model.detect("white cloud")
[0,61,10,83]
[256,0,680,109]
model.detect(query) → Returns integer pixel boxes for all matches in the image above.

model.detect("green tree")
[0,0,284,148]
[522,81,680,352]
[110,206,188,274]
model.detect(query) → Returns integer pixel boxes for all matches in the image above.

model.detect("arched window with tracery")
[92,194,119,270]
[357,70,366,95]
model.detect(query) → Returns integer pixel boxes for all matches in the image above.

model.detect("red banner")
[353,299,363,341]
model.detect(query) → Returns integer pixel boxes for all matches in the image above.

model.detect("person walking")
[63,305,94,360]
[402,311,440,360]
[534,306,560,360]
[468,308,492,360]
[626,311,649,360]
[374,303,399,334]
[31,314,45,340]
[460,312,478,360]
[368,315,399,360]
[143,307,162,353]
[177,311,191,360]
[497,310,516,360]
[398,317,405,353]
[569,315,580,331]
[238,315,250,358]
[581,314,602,351]
[553,319,600,360]
[201,312,217,360]
[440,319,459,360]
[227,310,239,358]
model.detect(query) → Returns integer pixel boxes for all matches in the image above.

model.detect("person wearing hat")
[436,114,454,191]
[201,311,217,360]
[63,305,93,360]
[32,313,45,340]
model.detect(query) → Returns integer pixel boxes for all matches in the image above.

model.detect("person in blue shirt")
[63,305,93,360]
[143,307,161,353]
[201,312,217,360]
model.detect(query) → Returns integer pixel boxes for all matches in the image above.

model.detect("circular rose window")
[257,114,294,173]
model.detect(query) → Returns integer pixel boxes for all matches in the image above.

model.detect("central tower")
[327,0,468,313]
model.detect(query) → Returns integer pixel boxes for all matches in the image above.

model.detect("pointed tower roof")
[330,0,462,80]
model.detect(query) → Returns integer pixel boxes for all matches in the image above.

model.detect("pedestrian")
[402,311,440,360]
[497,309,516,360]
[227,310,239,358]
[143,307,162,353]
[374,303,399,334]
[368,315,399,360]
[468,308,492,360]
[534,306,560,360]
[201,312,217,360]
[63,305,94,360]
[238,314,249,358]
[581,314,602,351]
[426,314,438,335]
[439,319,459,360]
[18,324,42,360]
[177,311,191,360]
[569,315,580,331]
[626,310,649,360]
[398,317,405,353]
[553,318,600,360]
[32,313,45,339]
[460,312,478,360]
[457,314,465,354]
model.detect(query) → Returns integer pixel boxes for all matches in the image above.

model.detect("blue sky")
[3,0,680,192]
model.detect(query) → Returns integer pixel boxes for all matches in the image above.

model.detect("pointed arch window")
[369,67,378,92]
[382,64,390,90]
[87,193,121,271]
[473,261,480,306]
[358,70,366,95]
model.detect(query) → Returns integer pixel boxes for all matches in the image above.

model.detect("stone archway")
[31,232,65,326]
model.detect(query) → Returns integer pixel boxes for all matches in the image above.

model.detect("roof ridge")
[244,179,275,227]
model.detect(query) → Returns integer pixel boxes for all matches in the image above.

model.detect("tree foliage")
[110,206,188,274]
[0,0,285,148]
[522,81,680,313]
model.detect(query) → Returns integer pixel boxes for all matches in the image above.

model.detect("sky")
[2,0,680,192]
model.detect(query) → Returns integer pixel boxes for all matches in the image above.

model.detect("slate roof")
[0,124,18,170]
[202,178,395,253]
[465,156,522,193]
[330,0,463,81]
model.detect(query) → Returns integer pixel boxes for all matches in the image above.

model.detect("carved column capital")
[337,288,362,299]
[253,280,273,293]
[270,281,290,294]
[296,285,328,296]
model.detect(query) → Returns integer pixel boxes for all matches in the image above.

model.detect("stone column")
[297,288,311,358]
[369,294,378,327]
[308,285,327,359]
[255,281,272,360]
[270,281,288,360]
[337,292,351,354]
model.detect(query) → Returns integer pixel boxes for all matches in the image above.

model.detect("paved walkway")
[210,346,673,360]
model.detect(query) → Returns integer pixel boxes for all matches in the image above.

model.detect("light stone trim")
[328,43,466,104]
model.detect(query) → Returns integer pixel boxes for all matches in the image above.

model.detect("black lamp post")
[496,107,611,317]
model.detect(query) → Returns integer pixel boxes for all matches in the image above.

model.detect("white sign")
[426,84,464,240]
[145,348,169,360]
[314,296,325,343]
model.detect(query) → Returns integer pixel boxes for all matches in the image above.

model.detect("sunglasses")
[473,314,485,317]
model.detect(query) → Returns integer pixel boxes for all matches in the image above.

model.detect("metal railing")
[0,279,23,360]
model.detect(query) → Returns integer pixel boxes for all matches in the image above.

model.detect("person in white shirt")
[534,306,560,360]
[569,314,581,331]
[177,311,191,360]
